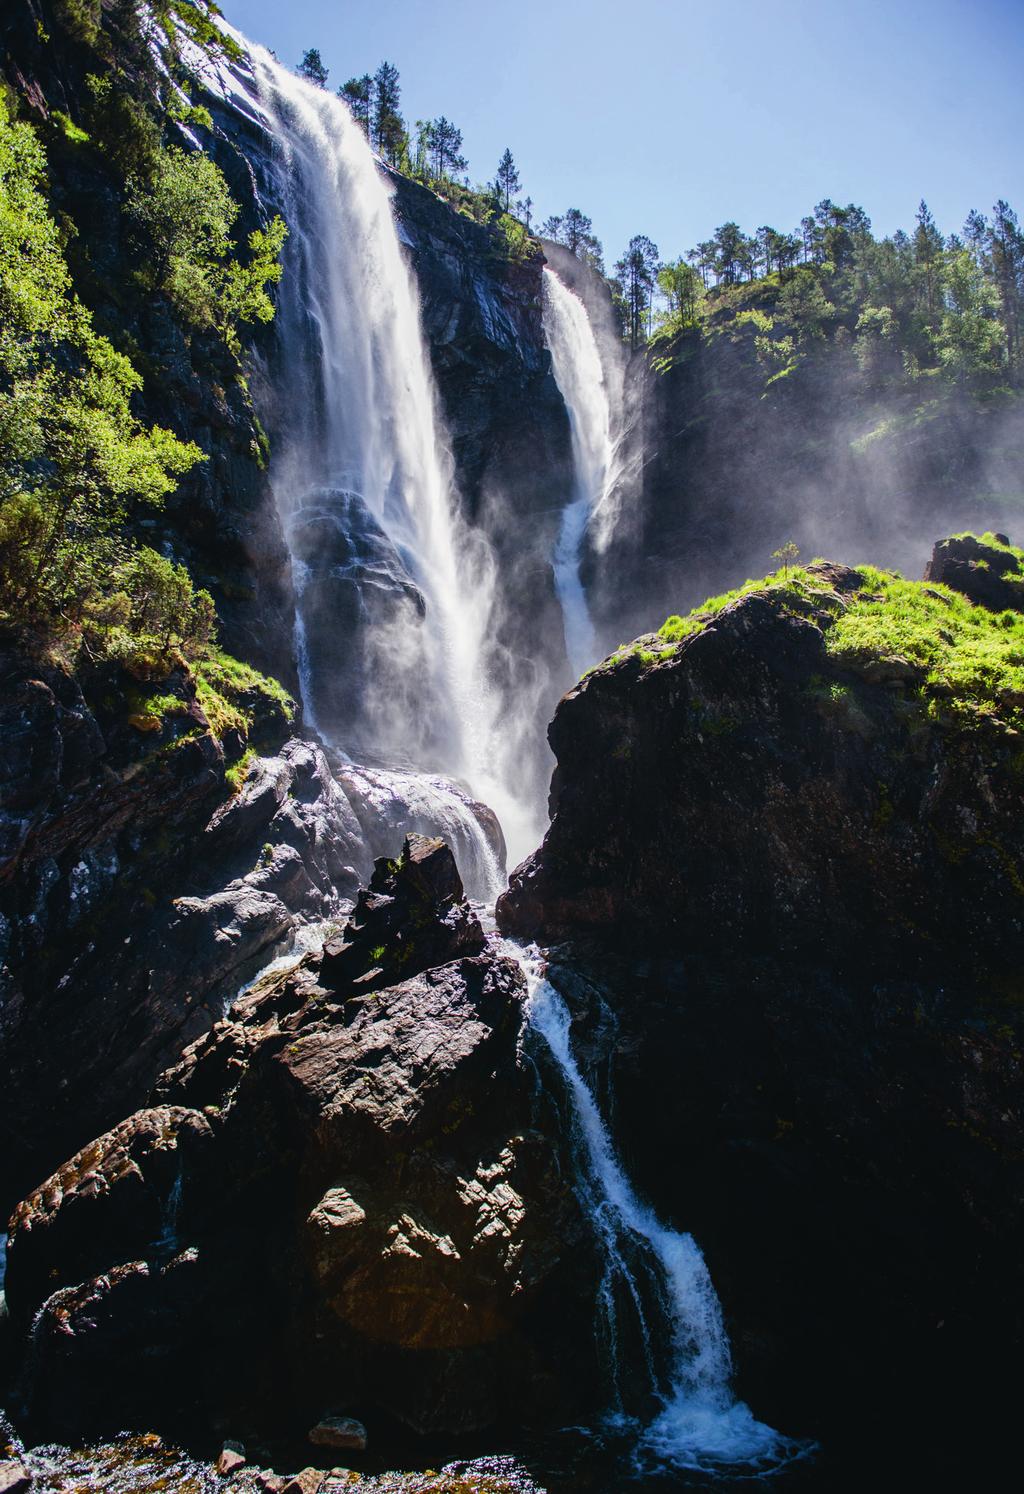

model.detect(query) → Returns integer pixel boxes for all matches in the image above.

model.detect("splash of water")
[510,944,805,1474]
[542,268,614,677]
[217,43,539,868]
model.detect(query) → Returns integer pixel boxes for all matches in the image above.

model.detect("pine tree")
[427,117,466,180]
[338,75,372,134]
[372,62,406,168]
[615,235,660,349]
[542,207,604,273]
[989,200,1024,377]
[913,200,945,316]
[298,49,329,88]
[495,148,520,212]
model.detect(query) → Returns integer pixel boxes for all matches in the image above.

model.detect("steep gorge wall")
[0,2,577,1211]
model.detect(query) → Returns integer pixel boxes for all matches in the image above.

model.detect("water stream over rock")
[511,946,803,1477]
[540,270,614,678]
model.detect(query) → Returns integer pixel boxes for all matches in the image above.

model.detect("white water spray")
[542,269,614,678]
[195,29,543,871]
[513,946,802,1473]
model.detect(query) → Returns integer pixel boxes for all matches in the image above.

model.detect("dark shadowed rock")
[498,576,1024,973]
[307,1417,366,1450]
[498,568,1024,1480]
[3,845,600,1445]
[320,835,483,994]
[924,532,1024,612]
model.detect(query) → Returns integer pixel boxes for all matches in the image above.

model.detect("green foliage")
[771,540,801,576]
[127,146,287,350]
[84,73,161,179]
[224,747,257,792]
[0,95,203,644]
[168,92,213,133]
[634,541,1024,735]
[828,566,1024,731]
[193,647,295,739]
[155,2,243,63]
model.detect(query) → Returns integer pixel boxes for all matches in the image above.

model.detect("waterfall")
[512,945,804,1474]
[198,27,542,879]
[542,268,614,678]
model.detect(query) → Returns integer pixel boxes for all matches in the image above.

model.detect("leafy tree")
[426,117,466,180]
[712,221,746,285]
[655,258,704,330]
[338,75,372,134]
[615,234,660,349]
[495,148,520,212]
[543,206,604,272]
[0,96,202,639]
[372,62,407,167]
[989,199,1024,375]
[127,147,287,352]
[935,249,1005,385]
[777,268,836,341]
[772,540,800,577]
[913,200,945,315]
[117,546,216,658]
[298,48,329,88]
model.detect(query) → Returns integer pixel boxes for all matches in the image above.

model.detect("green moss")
[193,647,295,740]
[828,565,1024,731]
[624,548,1024,736]
[658,566,833,647]
[224,747,256,793]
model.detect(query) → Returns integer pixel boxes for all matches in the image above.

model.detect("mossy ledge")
[595,541,1024,737]
[499,534,1024,979]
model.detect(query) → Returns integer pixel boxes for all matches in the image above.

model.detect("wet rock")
[924,532,1024,612]
[320,835,484,994]
[308,1417,366,1450]
[281,1470,323,1494]
[0,1463,31,1494]
[497,566,1024,1479]
[216,1442,247,1476]
[4,845,600,1445]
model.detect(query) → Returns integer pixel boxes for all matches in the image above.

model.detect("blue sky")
[224,0,1023,267]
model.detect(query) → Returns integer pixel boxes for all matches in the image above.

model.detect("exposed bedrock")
[0,641,370,1214]
[497,554,1024,1475]
[3,840,600,1447]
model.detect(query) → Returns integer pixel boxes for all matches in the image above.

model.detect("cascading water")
[169,22,797,1481]
[216,39,540,883]
[542,268,615,678]
[513,945,804,1474]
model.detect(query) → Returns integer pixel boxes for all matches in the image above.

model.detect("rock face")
[320,835,484,993]
[3,841,600,1446]
[0,638,368,1213]
[497,559,1024,1476]
[924,531,1024,612]
[499,563,1024,973]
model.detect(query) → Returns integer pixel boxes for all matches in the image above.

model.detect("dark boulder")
[924,531,1024,612]
[3,846,600,1446]
[497,563,1024,1479]
[320,835,484,994]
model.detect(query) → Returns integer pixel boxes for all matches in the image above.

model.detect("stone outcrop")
[924,531,1024,612]
[498,563,1024,974]
[3,841,600,1446]
[497,555,1024,1478]
[320,835,484,993]
[0,638,368,1212]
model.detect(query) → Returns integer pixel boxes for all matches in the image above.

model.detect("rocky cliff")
[3,840,600,1449]
[498,541,1024,1478]
[0,0,576,1216]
